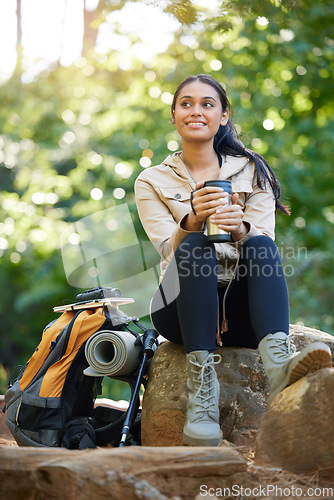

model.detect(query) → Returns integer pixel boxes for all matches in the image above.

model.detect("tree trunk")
[82,0,103,57]
[14,0,22,75]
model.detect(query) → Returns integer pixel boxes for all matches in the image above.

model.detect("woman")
[135,74,332,446]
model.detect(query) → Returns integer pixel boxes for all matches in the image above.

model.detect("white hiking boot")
[258,332,333,406]
[183,350,223,446]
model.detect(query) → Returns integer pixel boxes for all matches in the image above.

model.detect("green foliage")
[0,0,333,395]
[164,0,199,24]
[100,377,132,402]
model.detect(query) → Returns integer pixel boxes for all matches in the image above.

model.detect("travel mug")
[204,179,232,242]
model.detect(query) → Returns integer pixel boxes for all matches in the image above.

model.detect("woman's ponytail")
[214,123,289,215]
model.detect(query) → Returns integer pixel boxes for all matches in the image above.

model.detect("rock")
[0,444,247,500]
[2,443,333,500]
[141,325,334,447]
[255,367,334,480]
[141,342,267,447]
[289,324,334,352]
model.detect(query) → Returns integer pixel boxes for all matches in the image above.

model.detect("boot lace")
[268,335,297,360]
[190,354,221,415]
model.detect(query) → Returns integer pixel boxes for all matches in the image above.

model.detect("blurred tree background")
[0,0,333,395]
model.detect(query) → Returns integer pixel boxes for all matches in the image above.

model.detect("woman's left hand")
[209,193,247,241]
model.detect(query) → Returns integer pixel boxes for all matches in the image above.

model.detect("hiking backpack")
[3,305,143,449]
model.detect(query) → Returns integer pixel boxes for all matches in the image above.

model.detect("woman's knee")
[238,235,284,280]
[176,233,216,262]
[244,234,276,250]
[178,232,211,250]
[173,233,218,284]
[242,235,279,260]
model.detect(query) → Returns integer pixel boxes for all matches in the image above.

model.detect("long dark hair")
[171,74,289,214]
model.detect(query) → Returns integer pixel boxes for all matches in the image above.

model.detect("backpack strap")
[93,374,140,447]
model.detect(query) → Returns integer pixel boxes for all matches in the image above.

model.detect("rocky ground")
[1,431,333,500]
[1,325,334,499]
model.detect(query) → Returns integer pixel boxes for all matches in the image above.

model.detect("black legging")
[150,233,289,353]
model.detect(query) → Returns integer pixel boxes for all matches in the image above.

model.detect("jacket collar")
[162,152,250,186]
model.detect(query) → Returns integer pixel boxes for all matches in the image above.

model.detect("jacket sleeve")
[230,179,276,251]
[134,176,201,260]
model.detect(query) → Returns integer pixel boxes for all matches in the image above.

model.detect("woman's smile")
[186,121,206,128]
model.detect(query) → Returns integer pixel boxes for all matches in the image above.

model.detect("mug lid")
[204,179,231,187]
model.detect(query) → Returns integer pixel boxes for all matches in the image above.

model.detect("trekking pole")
[119,328,158,447]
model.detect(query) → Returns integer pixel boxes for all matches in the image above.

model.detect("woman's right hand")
[182,181,229,232]
[190,181,229,223]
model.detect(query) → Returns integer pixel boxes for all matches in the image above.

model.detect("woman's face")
[172,80,229,144]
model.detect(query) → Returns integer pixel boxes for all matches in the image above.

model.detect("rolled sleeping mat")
[83,330,141,377]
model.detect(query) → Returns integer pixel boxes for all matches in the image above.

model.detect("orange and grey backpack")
[3,301,145,449]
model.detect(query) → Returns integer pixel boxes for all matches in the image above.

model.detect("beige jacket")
[135,152,276,286]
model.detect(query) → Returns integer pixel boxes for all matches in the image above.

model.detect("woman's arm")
[135,166,276,260]
[135,176,229,258]
[135,176,196,260]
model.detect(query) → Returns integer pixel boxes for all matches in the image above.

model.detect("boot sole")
[288,343,332,384]
[183,429,223,447]
[268,343,333,406]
